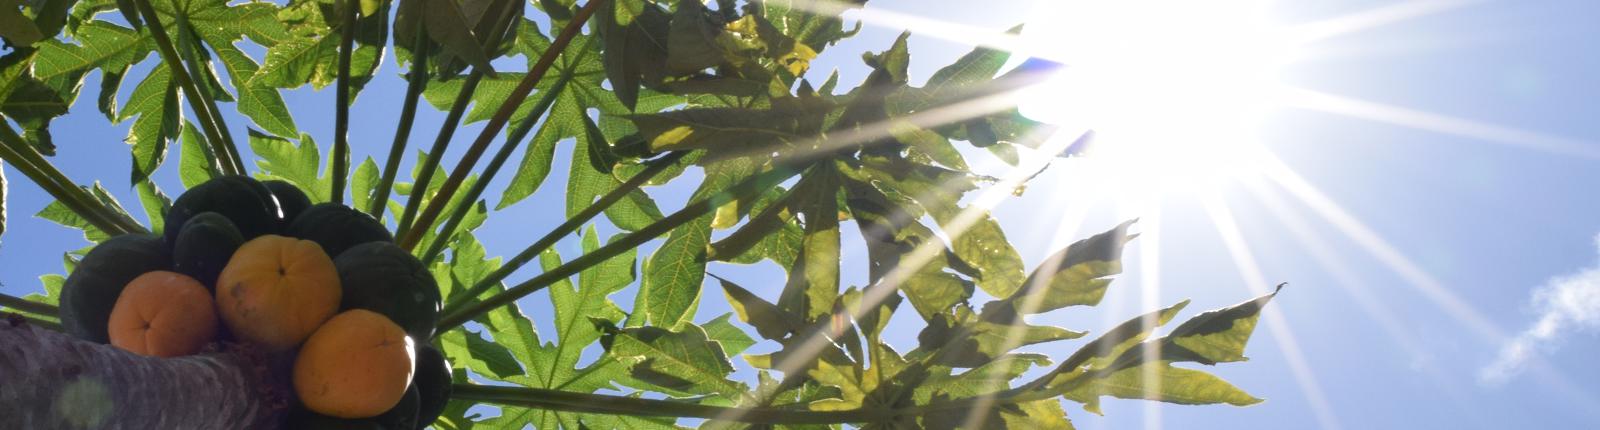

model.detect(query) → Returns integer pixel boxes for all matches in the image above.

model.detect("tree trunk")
[0,314,284,429]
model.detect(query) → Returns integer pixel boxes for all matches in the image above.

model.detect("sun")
[1016,0,1291,199]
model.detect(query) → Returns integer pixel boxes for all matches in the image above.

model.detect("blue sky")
[6,0,1600,428]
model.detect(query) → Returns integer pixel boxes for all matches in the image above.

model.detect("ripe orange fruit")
[215,235,341,351]
[294,309,416,418]
[107,271,219,357]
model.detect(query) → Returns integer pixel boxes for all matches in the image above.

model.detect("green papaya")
[171,212,244,290]
[284,387,418,430]
[334,242,439,340]
[264,180,312,229]
[59,234,171,343]
[286,203,392,258]
[164,175,281,246]
[414,345,452,427]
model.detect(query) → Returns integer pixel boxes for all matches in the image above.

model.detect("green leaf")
[0,0,45,47]
[1004,399,1077,429]
[917,304,1086,368]
[249,33,339,89]
[134,179,169,235]
[420,72,541,126]
[423,0,495,74]
[636,159,755,327]
[779,163,840,321]
[33,182,137,244]
[120,63,179,183]
[438,328,524,379]
[546,228,633,385]
[248,130,327,202]
[597,0,669,110]
[212,42,297,137]
[623,104,822,153]
[702,313,756,357]
[603,323,748,400]
[664,0,723,74]
[714,274,802,341]
[1062,362,1262,415]
[24,274,66,307]
[992,220,1134,315]
[177,122,219,188]
[31,20,150,81]
[0,164,6,245]
[350,157,378,211]
[1051,300,1189,379]
[1159,284,1282,365]
[913,353,1051,403]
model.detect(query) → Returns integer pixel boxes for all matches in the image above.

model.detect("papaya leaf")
[349,156,378,211]
[987,220,1135,317]
[211,43,297,137]
[176,122,219,188]
[33,182,136,244]
[636,158,755,327]
[601,322,749,401]
[1062,362,1262,415]
[1157,284,1283,365]
[706,184,801,267]
[22,274,66,308]
[0,0,45,48]
[248,129,327,202]
[664,0,724,75]
[134,178,169,234]
[31,20,150,82]
[1003,398,1077,429]
[916,304,1085,368]
[422,0,496,75]
[779,162,840,321]
[714,274,803,341]
[912,353,1051,404]
[0,164,6,244]
[597,0,669,110]
[703,312,756,357]
[120,64,179,183]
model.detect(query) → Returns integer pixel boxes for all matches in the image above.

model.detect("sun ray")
[1257,154,1509,342]
[1255,157,1600,412]
[1135,199,1164,430]
[710,120,1080,424]
[957,176,1100,429]
[1286,0,1484,45]
[1281,88,1600,160]
[1240,178,1428,360]
[1201,194,1344,430]
[1239,176,1502,416]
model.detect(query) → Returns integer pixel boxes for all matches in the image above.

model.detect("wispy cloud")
[1480,234,1600,385]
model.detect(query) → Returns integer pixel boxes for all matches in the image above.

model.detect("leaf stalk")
[397,0,607,250]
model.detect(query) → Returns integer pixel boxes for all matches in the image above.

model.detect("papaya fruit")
[414,345,452,427]
[264,180,312,229]
[285,203,393,259]
[284,387,419,430]
[164,175,281,246]
[334,242,440,340]
[294,309,415,419]
[59,233,171,343]
[172,212,244,290]
[216,235,341,351]
[107,271,219,357]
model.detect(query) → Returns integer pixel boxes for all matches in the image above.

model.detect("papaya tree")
[0,0,1284,428]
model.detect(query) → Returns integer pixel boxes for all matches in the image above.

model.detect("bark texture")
[0,314,284,429]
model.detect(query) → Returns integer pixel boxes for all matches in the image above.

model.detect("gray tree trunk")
[0,314,284,429]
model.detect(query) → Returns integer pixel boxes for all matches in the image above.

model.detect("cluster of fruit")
[57,175,452,428]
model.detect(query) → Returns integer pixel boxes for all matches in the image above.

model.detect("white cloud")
[1480,234,1600,385]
